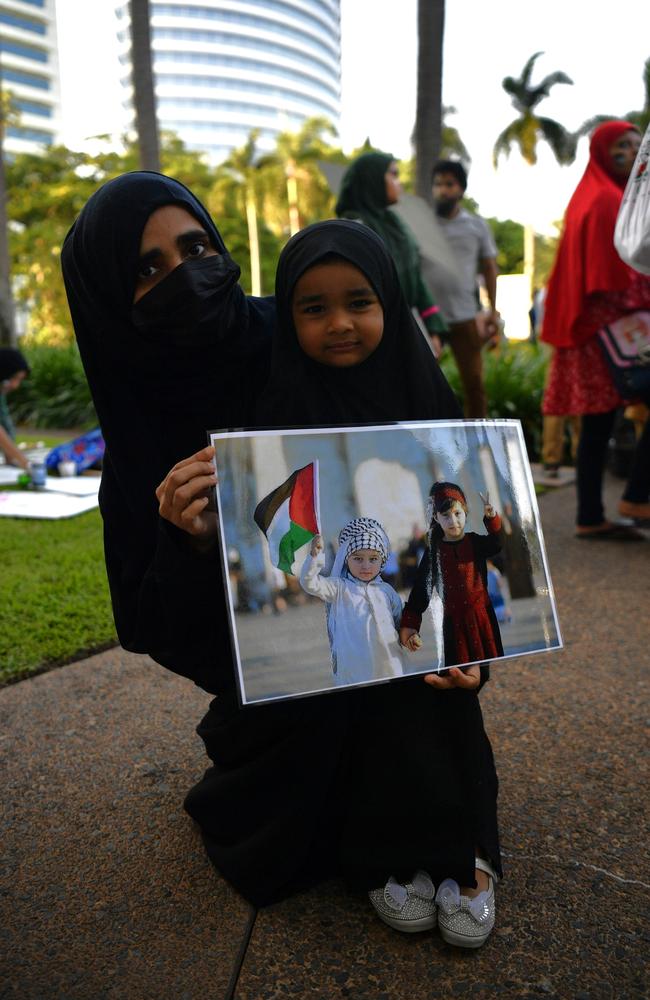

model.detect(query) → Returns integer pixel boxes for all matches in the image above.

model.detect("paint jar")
[29,461,47,489]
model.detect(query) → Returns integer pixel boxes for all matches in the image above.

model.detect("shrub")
[10,343,96,429]
[440,341,549,460]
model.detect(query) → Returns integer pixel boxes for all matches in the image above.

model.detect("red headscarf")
[541,120,640,348]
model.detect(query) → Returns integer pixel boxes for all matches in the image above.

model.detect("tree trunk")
[245,192,261,296]
[286,159,300,236]
[130,0,160,172]
[414,0,445,203]
[0,68,16,347]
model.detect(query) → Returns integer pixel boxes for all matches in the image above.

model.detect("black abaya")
[190,222,501,901]
[64,197,500,905]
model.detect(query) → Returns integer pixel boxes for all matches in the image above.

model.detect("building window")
[0,68,50,90]
[153,2,338,50]
[0,11,47,34]
[0,40,48,63]
[6,125,53,144]
[13,98,52,118]
[152,28,335,76]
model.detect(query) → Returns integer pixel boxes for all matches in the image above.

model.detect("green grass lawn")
[1,430,117,684]
[0,507,117,684]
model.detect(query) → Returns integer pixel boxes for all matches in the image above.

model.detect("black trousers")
[577,408,650,525]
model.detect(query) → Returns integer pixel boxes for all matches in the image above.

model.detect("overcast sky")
[55,0,649,234]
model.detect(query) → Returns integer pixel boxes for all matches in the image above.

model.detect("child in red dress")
[400,482,504,668]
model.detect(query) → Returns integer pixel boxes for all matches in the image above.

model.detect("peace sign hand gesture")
[478,490,496,519]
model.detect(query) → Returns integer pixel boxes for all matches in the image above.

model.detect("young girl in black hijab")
[255,221,500,946]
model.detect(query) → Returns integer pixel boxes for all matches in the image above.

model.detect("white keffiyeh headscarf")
[330,517,390,580]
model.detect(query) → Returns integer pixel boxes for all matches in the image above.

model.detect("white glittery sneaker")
[368,870,436,933]
[435,857,497,948]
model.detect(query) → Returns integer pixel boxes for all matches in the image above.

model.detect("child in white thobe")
[300,516,404,687]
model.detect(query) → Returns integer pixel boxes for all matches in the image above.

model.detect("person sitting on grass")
[0,349,30,471]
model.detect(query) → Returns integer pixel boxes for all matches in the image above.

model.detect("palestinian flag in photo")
[254,462,320,575]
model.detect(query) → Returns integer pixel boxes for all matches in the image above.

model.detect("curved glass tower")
[116,0,341,162]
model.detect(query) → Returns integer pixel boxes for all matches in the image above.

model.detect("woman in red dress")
[541,120,650,537]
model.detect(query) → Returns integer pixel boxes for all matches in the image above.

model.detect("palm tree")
[129,0,160,172]
[440,105,471,165]
[216,132,264,295]
[413,0,445,202]
[258,117,338,236]
[493,52,576,168]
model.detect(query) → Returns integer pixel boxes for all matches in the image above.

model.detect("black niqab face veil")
[256,219,460,426]
[62,171,274,525]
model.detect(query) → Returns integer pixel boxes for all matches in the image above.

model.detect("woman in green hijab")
[336,151,446,350]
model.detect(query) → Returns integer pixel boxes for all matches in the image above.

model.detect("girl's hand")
[310,534,323,557]
[156,445,218,543]
[400,627,422,651]
[423,664,481,690]
[478,490,496,519]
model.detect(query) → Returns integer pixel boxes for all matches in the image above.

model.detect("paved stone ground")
[1,472,649,1000]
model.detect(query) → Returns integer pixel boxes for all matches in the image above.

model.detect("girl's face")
[384,161,401,205]
[134,204,218,302]
[608,130,641,178]
[291,259,384,367]
[347,547,383,581]
[434,500,467,540]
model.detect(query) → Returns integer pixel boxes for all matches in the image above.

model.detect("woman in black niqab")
[257,219,458,426]
[62,171,273,691]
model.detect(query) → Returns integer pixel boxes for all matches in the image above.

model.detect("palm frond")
[493,118,534,167]
[520,51,544,88]
[537,117,577,165]
[574,114,617,140]
[528,71,573,106]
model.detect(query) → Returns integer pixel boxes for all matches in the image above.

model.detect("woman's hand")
[423,664,481,690]
[400,626,422,651]
[156,445,218,544]
[310,534,323,557]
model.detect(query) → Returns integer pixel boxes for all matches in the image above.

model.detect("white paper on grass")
[0,467,101,494]
[43,475,101,496]
[0,490,99,519]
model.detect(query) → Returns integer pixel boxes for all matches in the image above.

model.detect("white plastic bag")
[614,122,650,275]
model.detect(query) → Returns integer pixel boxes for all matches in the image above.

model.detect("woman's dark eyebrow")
[346,286,375,296]
[294,292,325,305]
[137,247,161,267]
[176,228,210,249]
[137,229,211,266]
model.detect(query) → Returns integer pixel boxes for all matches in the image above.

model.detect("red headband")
[431,485,467,510]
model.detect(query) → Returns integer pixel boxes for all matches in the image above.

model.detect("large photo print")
[211,420,562,705]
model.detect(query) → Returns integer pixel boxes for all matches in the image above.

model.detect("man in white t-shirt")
[431,160,499,417]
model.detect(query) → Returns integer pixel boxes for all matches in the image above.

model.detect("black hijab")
[61,172,274,690]
[256,219,459,426]
[62,171,274,522]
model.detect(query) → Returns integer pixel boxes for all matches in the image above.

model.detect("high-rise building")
[116,0,341,162]
[0,0,61,155]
